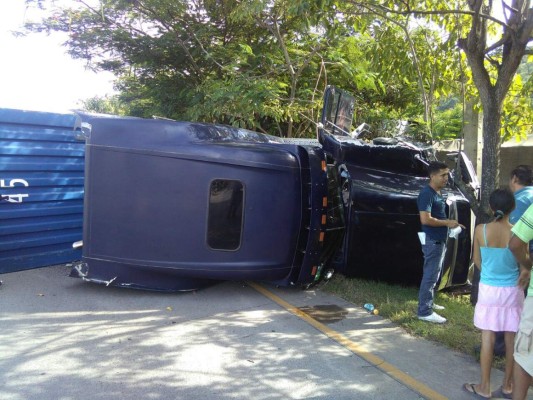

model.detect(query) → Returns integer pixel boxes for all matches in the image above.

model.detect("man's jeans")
[418,240,445,317]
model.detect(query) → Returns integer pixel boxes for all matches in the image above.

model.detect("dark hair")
[489,188,515,221]
[510,165,532,186]
[427,161,449,177]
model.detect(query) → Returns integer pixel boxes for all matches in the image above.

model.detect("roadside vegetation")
[321,275,503,366]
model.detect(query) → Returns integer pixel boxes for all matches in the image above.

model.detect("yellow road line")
[248,282,448,400]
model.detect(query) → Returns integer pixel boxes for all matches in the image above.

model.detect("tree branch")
[133,2,204,77]
[484,33,510,54]
[350,2,432,134]
[398,9,511,29]
[345,1,511,29]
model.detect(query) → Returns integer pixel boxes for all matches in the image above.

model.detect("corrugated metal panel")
[0,108,84,273]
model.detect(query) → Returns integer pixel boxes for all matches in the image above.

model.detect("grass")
[320,274,505,368]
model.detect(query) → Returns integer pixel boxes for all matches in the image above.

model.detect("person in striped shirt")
[509,203,533,400]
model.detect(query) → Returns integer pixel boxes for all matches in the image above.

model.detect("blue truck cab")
[73,115,343,290]
[71,87,475,291]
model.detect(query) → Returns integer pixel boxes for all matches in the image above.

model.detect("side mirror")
[320,86,356,137]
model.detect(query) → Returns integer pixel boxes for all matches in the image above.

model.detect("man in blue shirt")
[509,164,533,271]
[509,165,533,225]
[417,161,464,323]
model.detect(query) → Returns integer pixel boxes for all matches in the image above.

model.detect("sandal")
[463,383,491,399]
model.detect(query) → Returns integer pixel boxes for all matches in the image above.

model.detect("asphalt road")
[0,264,531,400]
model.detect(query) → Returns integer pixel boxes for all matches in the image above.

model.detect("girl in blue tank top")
[464,189,525,398]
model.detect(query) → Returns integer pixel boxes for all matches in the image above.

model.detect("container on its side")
[0,108,83,273]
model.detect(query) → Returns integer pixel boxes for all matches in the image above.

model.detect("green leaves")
[501,72,533,143]
[22,0,531,145]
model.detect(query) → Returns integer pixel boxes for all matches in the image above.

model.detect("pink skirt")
[474,283,524,332]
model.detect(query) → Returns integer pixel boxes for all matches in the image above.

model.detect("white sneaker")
[433,304,445,310]
[418,312,447,324]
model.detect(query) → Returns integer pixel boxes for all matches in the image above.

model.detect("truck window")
[207,179,244,250]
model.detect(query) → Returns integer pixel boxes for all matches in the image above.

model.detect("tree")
[79,95,127,115]
[24,0,383,137]
[458,0,532,217]
[354,18,463,138]
[24,0,463,139]
[339,0,533,219]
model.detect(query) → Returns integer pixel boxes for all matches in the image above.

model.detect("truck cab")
[72,86,475,291]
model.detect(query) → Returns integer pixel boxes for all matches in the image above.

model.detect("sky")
[0,0,115,113]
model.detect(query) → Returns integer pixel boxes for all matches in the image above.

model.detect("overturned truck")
[72,87,476,291]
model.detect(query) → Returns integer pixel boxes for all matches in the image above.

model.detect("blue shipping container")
[0,108,84,273]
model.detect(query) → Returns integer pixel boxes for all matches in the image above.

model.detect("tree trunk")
[478,97,502,222]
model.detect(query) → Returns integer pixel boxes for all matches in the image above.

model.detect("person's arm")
[472,225,482,270]
[419,211,465,229]
[517,267,531,290]
[509,235,532,289]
